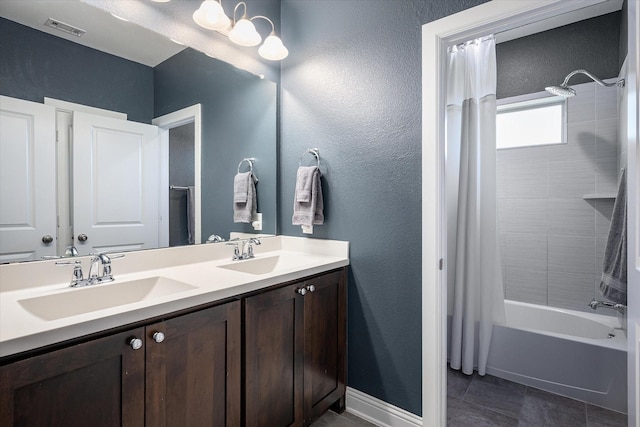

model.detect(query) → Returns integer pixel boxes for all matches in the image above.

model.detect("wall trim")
[346,387,422,427]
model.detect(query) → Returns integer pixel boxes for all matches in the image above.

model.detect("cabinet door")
[245,283,305,427]
[303,270,347,423]
[145,301,241,427]
[0,328,146,426]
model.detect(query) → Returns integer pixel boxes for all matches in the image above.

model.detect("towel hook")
[299,148,320,167]
[237,157,255,174]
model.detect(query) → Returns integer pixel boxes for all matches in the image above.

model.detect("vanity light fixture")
[192,0,288,61]
[193,0,231,31]
[228,2,261,46]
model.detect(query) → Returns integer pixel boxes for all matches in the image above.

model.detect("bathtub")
[485,300,627,413]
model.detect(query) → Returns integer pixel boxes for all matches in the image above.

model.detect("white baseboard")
[345,387,422,427]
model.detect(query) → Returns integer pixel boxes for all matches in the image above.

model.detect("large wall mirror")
[0,1,277,263]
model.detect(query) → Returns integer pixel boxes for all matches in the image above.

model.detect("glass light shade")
[258,34,288,60]
[193,0,230,31]
[228,18,261,47]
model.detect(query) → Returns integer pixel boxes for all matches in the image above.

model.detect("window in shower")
[496,95,566,149]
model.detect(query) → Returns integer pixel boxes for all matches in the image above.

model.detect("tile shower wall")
[497,80,620,313]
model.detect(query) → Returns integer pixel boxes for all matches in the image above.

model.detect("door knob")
[152,331,165,343]
[129,338,143,350]
[41,235,54,244]
[77,234,88,242]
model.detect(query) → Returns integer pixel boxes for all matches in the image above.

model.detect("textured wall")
[154,48,278,240]
[0,17,154,123]
[496,12,621,100]
[280,0,489,416]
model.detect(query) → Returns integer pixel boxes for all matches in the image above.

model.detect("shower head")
[545,69,625,98]
[544,85,576,97]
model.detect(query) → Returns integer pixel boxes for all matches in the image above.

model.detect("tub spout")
[588,299,626,314]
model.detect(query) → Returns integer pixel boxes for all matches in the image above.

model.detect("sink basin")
[19,277,197,321]
[218,255,292,275]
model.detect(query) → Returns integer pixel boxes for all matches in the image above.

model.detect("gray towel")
[292,166,324,227]
[599,168,627,305]
[187,186,196,244]
[233,172,258,223]
[234,172,250,203]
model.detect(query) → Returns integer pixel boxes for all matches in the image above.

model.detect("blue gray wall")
[154,48,278,240]
[0,17,154,123]
[279,0,489,416]
[496,12,621,99]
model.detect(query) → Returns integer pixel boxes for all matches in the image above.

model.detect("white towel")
[234,172,258,223]
[292,166,324,227]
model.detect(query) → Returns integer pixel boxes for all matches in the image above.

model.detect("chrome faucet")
[57,253,123,287]
[226,238,261,261]
[588,299,626,314]
[88,253,114,284]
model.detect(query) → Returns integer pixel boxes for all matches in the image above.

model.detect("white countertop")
[0,236,349,358]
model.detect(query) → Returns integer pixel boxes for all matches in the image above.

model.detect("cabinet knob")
[306,284,316,292]
[152,331,165,343]
[297,288,307,296]
[129,337,143,350]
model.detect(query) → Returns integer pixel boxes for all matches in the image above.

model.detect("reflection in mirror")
[0,5,277,263]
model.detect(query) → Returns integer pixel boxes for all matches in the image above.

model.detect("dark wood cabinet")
[0,268,346,427]
[0,301,241,427]
[244,269,346,427]
[303,270,346,423]
[146,300,241,427]
[0,327,146,426]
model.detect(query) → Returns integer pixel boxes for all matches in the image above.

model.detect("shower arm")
[560,69,624,89]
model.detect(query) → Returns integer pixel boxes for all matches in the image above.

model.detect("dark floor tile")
[520,387,587,427]
[463,374,526,418]
[448,396,519,427]
[447,368,473,398]
[587,404,627,427]
[309,410,376,427]
[341,411,378,426]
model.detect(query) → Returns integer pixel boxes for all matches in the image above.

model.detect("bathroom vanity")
[0,236,348,426]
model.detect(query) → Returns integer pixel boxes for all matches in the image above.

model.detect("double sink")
[17,255,290,321]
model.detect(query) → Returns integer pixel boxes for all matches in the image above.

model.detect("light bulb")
[228,18,261,47]
[193,0,230,31]
[258,34,288,60]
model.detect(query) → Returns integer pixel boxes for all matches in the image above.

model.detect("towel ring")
[299,148,320,167]
[237,158,255,174]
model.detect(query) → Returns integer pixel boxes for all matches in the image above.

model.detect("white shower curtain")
[446,35,505,376]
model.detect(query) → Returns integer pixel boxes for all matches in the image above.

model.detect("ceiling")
[0,0,184,67]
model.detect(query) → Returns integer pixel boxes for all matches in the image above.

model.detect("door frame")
[420,0,635,425]
[153,104,202,246]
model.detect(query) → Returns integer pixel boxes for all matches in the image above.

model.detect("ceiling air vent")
[44,18,86,37]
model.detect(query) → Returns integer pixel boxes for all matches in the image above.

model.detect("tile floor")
[447,368,628,427]
[310,410,377,426]
[311,369,628,426]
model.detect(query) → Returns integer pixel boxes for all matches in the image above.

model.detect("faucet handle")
[56,260,85,286]
[225,242,241,260]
